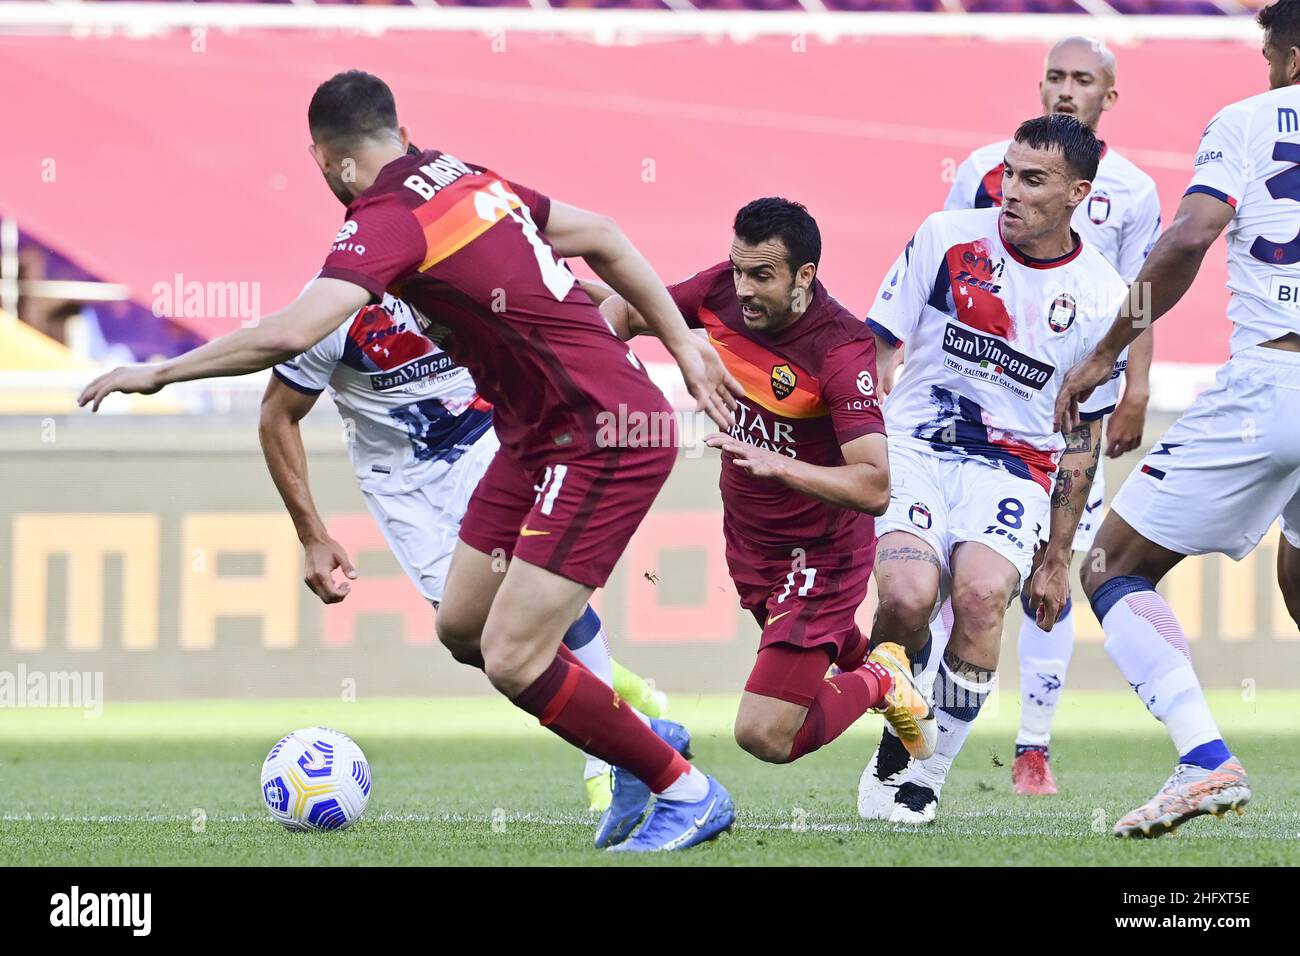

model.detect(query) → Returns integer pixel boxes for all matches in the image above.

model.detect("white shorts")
[877,440,1051,592]
[1111,345,1300,561]
[361,429,501,604]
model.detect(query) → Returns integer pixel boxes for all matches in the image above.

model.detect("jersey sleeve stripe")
[272,367,326,396]
[1183,184,1238,209]
[866,319,902,348]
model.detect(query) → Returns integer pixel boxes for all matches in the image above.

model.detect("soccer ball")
[260,727,371,831]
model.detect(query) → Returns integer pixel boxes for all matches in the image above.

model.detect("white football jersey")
[274,293,493,495]
[1188,85,1300,354]
[945,140,1162,282]
[868,207,1126,491]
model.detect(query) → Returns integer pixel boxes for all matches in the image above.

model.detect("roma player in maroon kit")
[602,199,936,767]
[79,71,741,852]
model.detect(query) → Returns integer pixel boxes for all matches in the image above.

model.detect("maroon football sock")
[833,626,870,672]
[511,645,689,792]
[788,662,891,762]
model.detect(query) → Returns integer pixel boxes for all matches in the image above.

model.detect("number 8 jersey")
[318,149,667,471]
[1190,85,1300,354]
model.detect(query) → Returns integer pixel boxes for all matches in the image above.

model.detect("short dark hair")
[1013,114,1103,182]
[308,70,399,150]
[1259,0,1300,54]
[732,198,821,272]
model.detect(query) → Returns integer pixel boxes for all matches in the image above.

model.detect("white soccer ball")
[260,727,371,831]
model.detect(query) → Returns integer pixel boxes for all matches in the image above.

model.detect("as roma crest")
[771,363,797,400]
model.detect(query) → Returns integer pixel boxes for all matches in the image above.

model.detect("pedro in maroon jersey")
[603,199,935,766]
[79,71,744,851]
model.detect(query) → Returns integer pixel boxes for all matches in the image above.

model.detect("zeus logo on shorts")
[983,524,1030,552]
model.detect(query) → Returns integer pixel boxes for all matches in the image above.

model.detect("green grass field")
[2,690,1297,866]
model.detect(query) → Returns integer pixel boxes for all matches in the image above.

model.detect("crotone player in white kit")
[938,36,1162,796]
[259,289,668,814]
[1058,0,1300,838]
[860,115,1126,824]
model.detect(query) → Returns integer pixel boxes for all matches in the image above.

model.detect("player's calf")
[733,714,798,765]
[436,540,508,668]
[738,644,893,764]
[948,568,1017,668]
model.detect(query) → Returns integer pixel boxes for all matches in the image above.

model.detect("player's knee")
[874,581,935,636]
[480,641,531,697]
[435,609,484,668]
[950,573,1012,635]
[733,715,794,764]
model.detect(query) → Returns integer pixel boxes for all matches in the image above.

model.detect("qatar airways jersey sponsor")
[868,207,1125,491]
[274,292,491,495]
[946,140,1162,283]
[1187,86,1300,354]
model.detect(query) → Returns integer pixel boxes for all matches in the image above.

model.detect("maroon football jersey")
[669,262,886,551]
[319,149,668,469]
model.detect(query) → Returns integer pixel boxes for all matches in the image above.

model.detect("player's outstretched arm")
[258,375,357,604]
[77,279,371,411]
[703,432,889,515]
[1055,193,1234,432]
[1029,417,1103,630]
[545,201,741,428]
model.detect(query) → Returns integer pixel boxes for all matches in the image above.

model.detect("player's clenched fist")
[78,364,164,412]
[303,536,358,604]
[675,335,742,431]
[1027,556,1071,632]
[704,432,788,480]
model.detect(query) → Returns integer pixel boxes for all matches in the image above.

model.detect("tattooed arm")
[1028,417,1103,630]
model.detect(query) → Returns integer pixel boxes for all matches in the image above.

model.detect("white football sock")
[1017,601,1075,748]
[1099,588,1222,755]
[911,654,995,794]
[584,756,609,781]
[656,765,709,802]
[566,622,613,687]
[917,597,954,699]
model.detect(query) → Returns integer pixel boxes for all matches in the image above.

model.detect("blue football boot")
[610,775,735,852]
[593,718,692,848]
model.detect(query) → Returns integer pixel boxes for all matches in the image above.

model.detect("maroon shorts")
[459,442,676,589]
[728,536,875,657]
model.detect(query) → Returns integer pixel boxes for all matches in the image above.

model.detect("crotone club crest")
[1087,191,1111,225]
[1047,292,1077,333]
[771,363,797,400]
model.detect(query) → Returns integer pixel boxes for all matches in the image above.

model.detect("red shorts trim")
[459,442,676,589]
